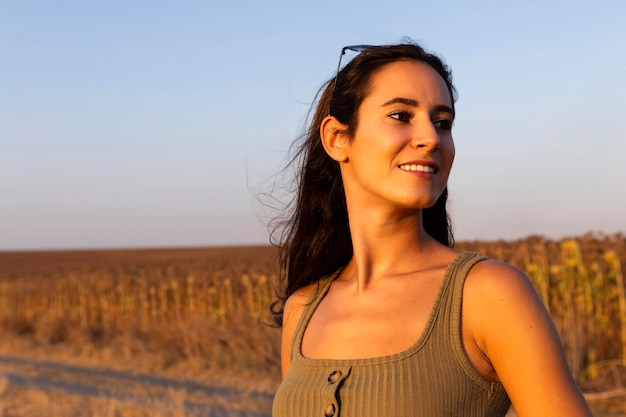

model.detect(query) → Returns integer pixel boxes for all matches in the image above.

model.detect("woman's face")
[338,59,455,212]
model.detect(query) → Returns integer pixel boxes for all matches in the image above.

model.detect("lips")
[398,161,438,174]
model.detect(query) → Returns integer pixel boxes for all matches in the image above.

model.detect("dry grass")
[0,246,281,384]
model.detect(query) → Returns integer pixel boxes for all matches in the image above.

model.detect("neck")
[342,202,440,291]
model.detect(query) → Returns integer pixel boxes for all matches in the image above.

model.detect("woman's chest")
[301,278,441,360]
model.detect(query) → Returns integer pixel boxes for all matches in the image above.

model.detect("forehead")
[365,60,452,106]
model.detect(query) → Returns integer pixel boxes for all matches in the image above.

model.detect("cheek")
[439,138,455,184]
[443,136,455,165]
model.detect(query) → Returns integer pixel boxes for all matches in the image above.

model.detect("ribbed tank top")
[272,252,511,417]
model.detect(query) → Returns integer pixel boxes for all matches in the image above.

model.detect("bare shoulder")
[283,284,316,326]
[463,258,593,416]
[463,258,549,352]
[280,283,317,378]
[465,258,533,295]
[462,258,545,360]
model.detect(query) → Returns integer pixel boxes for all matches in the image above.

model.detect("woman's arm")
[464,260,593,417]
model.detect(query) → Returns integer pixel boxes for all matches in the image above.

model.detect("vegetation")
[0,233,624,415]
[0,246,281,381]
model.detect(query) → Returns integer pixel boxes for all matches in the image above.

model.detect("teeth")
[399,164,435,173]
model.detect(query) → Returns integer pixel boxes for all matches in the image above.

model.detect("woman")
[271,42,592,417]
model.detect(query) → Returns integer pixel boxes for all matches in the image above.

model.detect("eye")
[433,119,453,131]
[388,110,412,123]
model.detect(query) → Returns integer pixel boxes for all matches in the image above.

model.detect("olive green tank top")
[272,252,511,417]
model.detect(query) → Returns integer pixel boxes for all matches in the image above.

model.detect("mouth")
[398,163,437,174]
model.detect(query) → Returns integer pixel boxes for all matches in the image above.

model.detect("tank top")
[272,252,511,417]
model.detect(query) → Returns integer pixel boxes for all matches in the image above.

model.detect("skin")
[281,60,592,416]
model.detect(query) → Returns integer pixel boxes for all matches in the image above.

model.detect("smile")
[398,164,435,174]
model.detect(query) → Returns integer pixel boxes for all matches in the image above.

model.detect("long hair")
[270,42,457,326]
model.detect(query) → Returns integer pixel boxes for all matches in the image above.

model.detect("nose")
[411,120,440,150]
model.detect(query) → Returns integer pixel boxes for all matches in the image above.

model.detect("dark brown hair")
[270,42,457,326]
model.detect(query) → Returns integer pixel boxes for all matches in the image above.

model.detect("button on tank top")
[272,252,511,417]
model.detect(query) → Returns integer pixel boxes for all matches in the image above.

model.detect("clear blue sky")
[2,0,625,250]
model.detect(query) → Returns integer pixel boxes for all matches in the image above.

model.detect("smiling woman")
[269,41,593,417]
[323,60,455,214]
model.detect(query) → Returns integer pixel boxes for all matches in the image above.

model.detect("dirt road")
[0,354,273,416]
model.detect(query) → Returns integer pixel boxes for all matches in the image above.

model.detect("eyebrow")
[381,97,455,117]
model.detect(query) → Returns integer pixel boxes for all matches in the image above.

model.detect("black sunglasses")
[330,44,375,116]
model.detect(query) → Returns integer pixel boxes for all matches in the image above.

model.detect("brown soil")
[0,245,278,277]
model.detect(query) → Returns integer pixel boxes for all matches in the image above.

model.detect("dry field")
[0,246,280,416]
[0,234,624,416]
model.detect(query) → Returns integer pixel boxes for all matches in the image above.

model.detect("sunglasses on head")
[330,44,375,116]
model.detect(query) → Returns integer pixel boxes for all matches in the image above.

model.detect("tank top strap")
[443,252,494,389]
[290,270,342,361]
[447,251,490,332]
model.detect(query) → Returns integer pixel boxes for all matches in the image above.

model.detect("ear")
[320,116,349,162]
